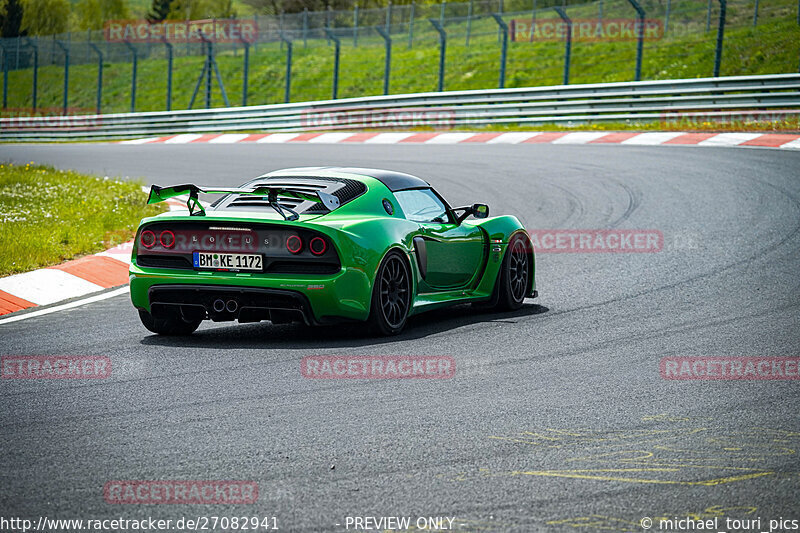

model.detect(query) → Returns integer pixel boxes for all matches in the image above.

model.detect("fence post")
[55,41,69,115]
[440,1,446,27]
[386,2,393,33]
[408,2,415,48]
[26,38,38,112]
[325,29,341,99]
[241,39,250,106]
[429,19,446,92]
[490,14,508,89]
[303,8,309,48]
[665,0,671,35]
[1,46,7,110]
[123,40,138,113]
[706,0,712,32]
[279,11,285,50]
[376,26,392,95]
[713,0,726,77]
[530,0,537,42]
[354,4,359,47]
[626,0,645,81]
[498,0,504,42]
[554,7,571,84]
[207,37,229,108]
[280,33,292,103]
[752,0,759,26]
[327,5,333,44]
[163,37,173,111]
[88,43,102,114]
[466,0,474,46]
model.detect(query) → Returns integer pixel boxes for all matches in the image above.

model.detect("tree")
[147,0,173,23]
[74,0,129,31]
[20,0,69,35]
[0,0,26,38]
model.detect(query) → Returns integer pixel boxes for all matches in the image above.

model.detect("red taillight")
[309,237,327,256]
[140,230,156,248]
[159,230,175,248]
[286,235,303,254]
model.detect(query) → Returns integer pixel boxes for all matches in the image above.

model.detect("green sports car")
[130,167,537,336]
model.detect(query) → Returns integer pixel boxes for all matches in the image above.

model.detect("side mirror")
[472,203,489,219]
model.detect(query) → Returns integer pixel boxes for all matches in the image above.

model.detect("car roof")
[266,167,430,192]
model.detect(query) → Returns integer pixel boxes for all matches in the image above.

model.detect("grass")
[2,0,799,124]
[0,163,166,276]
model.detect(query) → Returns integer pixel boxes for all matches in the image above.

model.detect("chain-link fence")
[1,0,798,115]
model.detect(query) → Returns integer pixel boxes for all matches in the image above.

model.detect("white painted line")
[364,132,415,144]
[698,132,762,146]
[308,132,355,143]
[486,132,541,144]
[208,133,250,144]
[0,287,130,325]
[779,137,800,150]
[552,132,609,144]
[256,133,301,143]
[120,136,162,144]
[163,133,204,144]
[621,132,685,145]
[0,269,104,306]
[424,132,477,144]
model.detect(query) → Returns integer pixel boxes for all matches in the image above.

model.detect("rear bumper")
[129,263,372,323]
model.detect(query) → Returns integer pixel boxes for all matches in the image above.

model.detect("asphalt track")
[1,143,799,532]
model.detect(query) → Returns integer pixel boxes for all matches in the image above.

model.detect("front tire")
[493,233,530,311]
[138,309,202,336]
[368,251,412,336]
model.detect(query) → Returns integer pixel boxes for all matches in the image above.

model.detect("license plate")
[193,252,263,271]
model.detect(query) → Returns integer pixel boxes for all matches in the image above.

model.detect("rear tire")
[368,251,412,336]
[138,309,202,336]
[493,233,530,311]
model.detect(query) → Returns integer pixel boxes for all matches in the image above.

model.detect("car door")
[394,188,484,290]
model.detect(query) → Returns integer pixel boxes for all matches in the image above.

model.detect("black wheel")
[493,234,530,311]
[138,309,202,336]
[369,251,411,336]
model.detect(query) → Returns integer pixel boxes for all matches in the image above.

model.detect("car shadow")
[139,302,549,350]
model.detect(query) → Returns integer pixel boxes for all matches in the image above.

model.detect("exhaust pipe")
[225,299,238,313]
[212,299,226,313]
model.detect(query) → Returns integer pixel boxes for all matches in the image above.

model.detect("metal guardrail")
[1,74,799,142]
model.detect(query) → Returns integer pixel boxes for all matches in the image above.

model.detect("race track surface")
[1,143,799,531]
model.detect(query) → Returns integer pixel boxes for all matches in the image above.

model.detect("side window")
[394,189,449,223]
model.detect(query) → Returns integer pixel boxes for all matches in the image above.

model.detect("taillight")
[286,235,303,254]
[140,230,156,248]
[159,230,175,248]
[309,237,327,256]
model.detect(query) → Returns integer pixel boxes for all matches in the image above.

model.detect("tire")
[138,309,202,336]
[493,233,530,311]
[368,251,412,336]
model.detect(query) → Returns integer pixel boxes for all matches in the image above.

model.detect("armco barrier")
[1,74,799,142]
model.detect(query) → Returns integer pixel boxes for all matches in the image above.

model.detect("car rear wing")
[147,184,341,220]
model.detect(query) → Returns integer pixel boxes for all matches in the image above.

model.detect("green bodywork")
[130,168,535,324]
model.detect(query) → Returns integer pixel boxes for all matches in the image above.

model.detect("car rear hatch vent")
[215,176,366,214]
